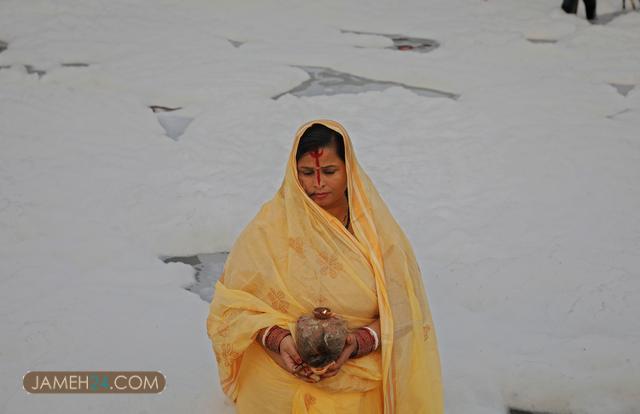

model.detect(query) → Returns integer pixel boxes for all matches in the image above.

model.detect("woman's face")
[296,144,347,209]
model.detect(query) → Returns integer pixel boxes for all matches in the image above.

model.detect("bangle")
[261,326,274,348]
[264,326,291,353]
[352,327,376,358]
[363,326,379,351]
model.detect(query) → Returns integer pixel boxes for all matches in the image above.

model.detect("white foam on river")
[1,0,639,413]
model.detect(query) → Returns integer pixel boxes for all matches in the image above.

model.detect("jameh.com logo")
[23,371,165,394]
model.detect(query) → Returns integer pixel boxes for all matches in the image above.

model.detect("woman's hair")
[296,123,345,162]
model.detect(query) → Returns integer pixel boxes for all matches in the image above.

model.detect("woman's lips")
[312,192,329,199]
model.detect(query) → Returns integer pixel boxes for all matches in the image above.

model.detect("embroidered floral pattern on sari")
[219,343,240,367]
[288,237,305,257]
[423,324,431,341]
[317,251,343,279]
[215,322,230,338]
[304,393,316,409]
[268,288,289,313]
[316,293,329,307]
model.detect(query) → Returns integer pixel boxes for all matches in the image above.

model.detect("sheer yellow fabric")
[206,119,444,413]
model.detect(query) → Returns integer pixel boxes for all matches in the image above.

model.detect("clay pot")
[295,307,348,368]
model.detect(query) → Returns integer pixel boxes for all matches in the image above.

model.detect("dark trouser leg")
[562,0,579,13]
[583,0,597,19]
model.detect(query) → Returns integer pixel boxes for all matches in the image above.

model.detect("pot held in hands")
[295,307,348,368]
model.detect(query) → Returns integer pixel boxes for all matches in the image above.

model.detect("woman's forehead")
[297,146,343,166]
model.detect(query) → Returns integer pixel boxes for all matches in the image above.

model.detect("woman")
[207,119,443,413]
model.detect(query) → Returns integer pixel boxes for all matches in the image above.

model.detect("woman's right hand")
[264,334,316,383]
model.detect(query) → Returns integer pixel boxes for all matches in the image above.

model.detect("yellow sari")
[206,119,444,413]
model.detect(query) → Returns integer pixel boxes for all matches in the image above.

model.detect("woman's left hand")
[318,332,358,380]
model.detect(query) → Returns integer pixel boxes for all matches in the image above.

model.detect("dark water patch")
[388,36,439,52]
[341,29,439,53]
[606,108,632,119]
[157,113,194,140]
[508,409,564,414]
[0,40,7,53]
[527,38,557,44]
[0,65,10,70]
[25,65,46,77]
[272,66,458,100]
[61,62,90,67]
[162,252,228,302]
[149,105,182,113]
[609,83,635,97]
[148,105,191,140]
[228,39,244,48]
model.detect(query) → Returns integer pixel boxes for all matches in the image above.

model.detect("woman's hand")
[278,336,303,373]
[263,335,316,383]
[318,332,358,380]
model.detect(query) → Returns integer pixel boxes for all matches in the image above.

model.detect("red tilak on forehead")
[309,149,324,185]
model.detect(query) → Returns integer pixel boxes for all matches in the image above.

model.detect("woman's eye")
[324,170,336,175]
[301,171,314,176]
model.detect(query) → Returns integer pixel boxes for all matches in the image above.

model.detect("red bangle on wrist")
[265,326,291,353]
[351,328,376,358]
